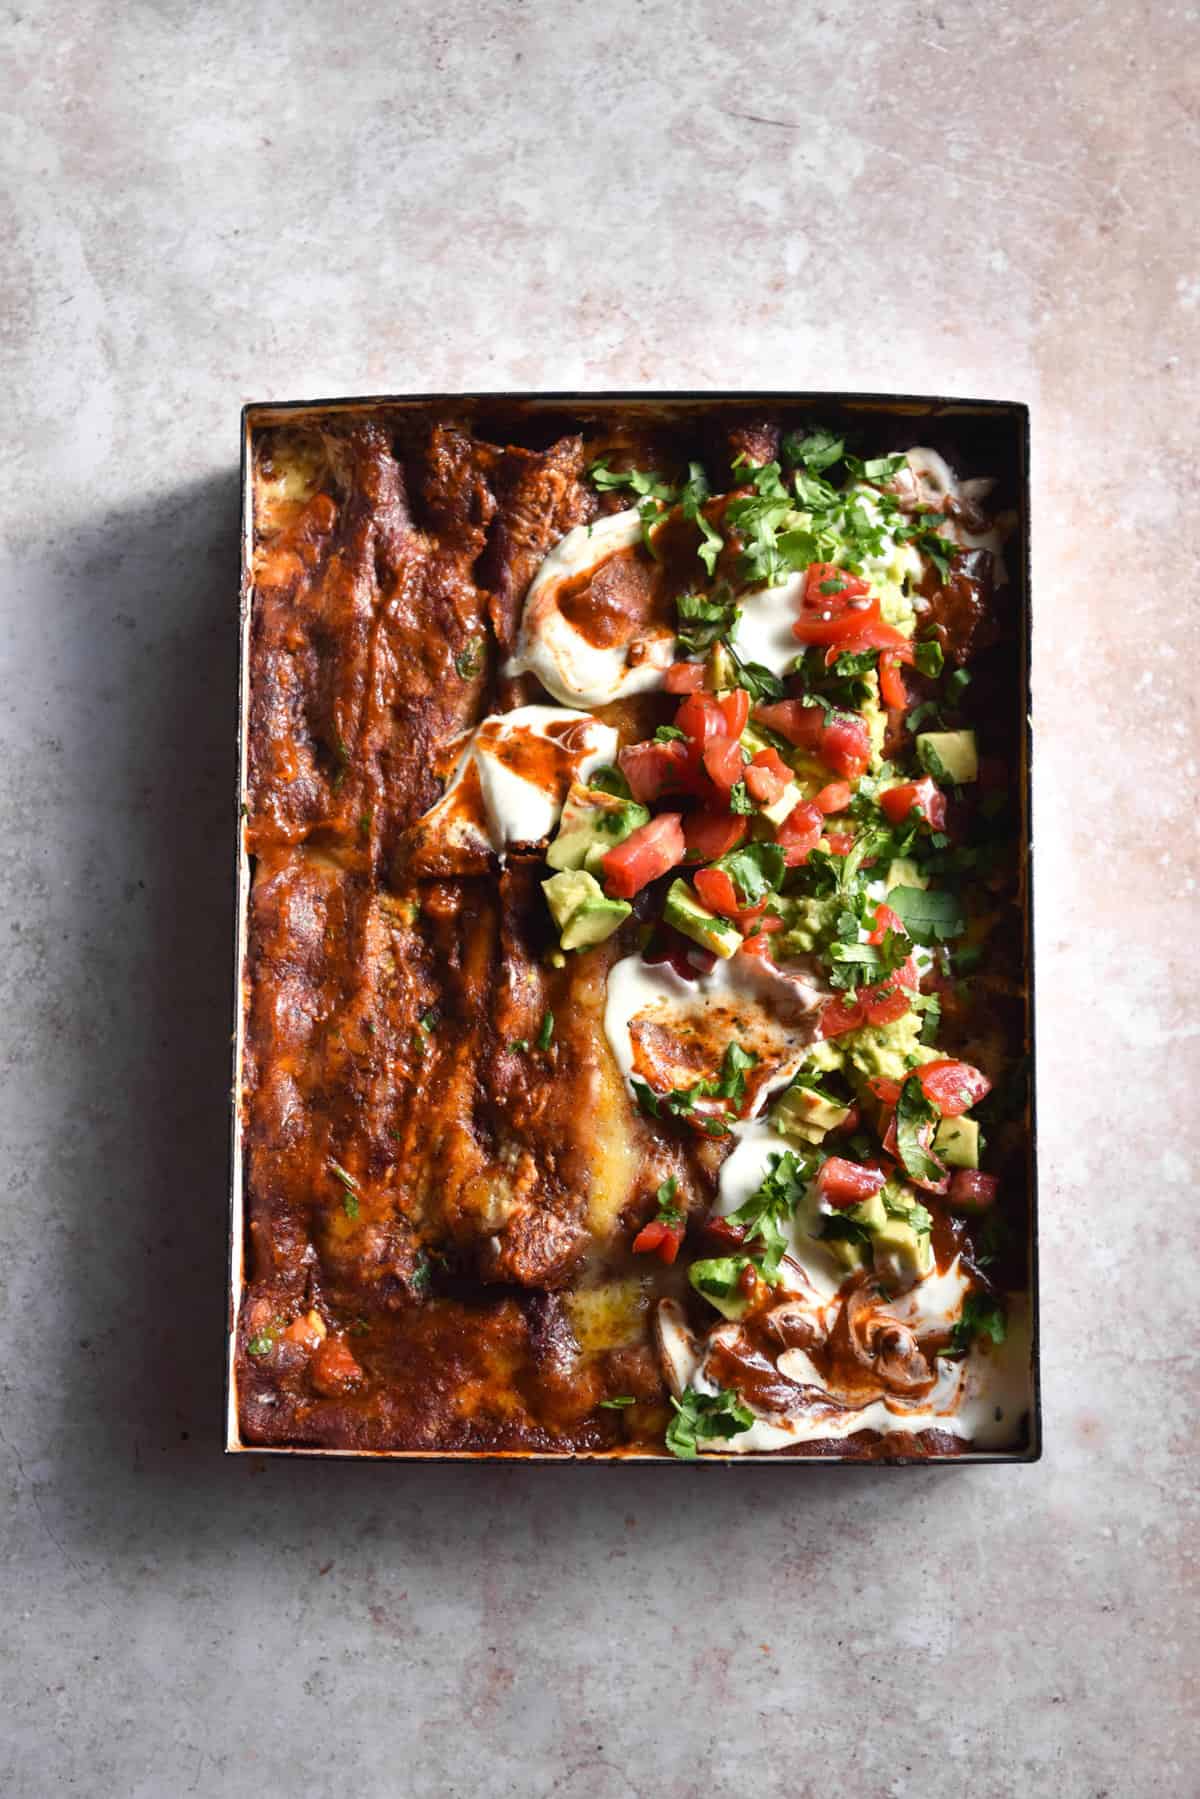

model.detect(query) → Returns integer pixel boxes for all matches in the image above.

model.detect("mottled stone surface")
[2,3,1197,1794]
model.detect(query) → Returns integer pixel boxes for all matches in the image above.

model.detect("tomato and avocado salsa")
[535,427,1030,1455]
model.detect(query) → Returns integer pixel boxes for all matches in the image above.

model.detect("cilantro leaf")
[712,1041,757,1107]
[454,636,485,679]
[728,780,754,815]
[721,640,785,703]
[913,638,945,679]
[713,841,786,908]
[655,724,688,742]
[665,1386,755,1459]
[590,765,633,800]
[894,1076,946,1186]
[949,1292,1007,1356]
[885,884,966,944]
[677,585,741,655]
[726,1149,812,1278]
[781,428,844,473]
[653,1174,684,1226]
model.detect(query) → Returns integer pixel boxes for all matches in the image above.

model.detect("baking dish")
[226,392,1038,1462]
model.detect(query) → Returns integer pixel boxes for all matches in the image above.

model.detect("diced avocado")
[934,1115,980,1170]
[705,643,738,691]
[872,1218,933,1287]
[542,869,631,952]
[760,781,802,828]
[826,1234,865,1272]
[887,857,928,893]
[562,895,632,950]
[663,879,742,960]
[545,783,649,872]
[774,1084,851,1143]
[848,1191,887,1235]
[916,729,978,785]
[689,1256,754,1321]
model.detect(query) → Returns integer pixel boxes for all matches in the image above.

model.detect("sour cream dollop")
[506,510,678,707]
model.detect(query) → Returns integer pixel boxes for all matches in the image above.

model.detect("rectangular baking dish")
[226,391,1039,1463]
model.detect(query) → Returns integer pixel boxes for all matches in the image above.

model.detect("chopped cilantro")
[885,884,966,944]
[913,638,945,679]
[665,1386,755,1460]
[600,1395,636,1409]
[454,636,485,679]
[655,724,688,742]
[246,1331,275,1358]
[652,1174,684,1225]
[728,780,754,815]
[536,1010,555,1052]
[949,1292,1007,1355]
[590,765,633,799]
[781,428,844,473]
[726,1149,812,1278]
[712,841,786,908]
[894,1077,945,1186]
[677,585,741,654]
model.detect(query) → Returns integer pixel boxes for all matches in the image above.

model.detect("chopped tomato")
[756,702,869,780]
[813,781,852,814]
[859,984,910,1026]
[879,776,947,831]
[697,1216,748,1253]
[819,994,865,1038]
[866,903,905,945]
[877,648,910,710]
[674,691,725,747]
[683,810,746,861]
[816,1156,887,1209]
[774,798,824,866]
[824,832,854,854]
[805,562,872,607]
[693,866,741,918]
[832,1102,861,1134]
[817,713,871,779]
[753,699,826,752]
[703,735,746,793]
[792,565,912,653]
[740,931,774,959]
[619,738,692,804]
[632,1218,685,1263]
[602,813,685,899]
[860,952,919,1026]
[717,687,750,738]
[819,620,912,658]
[917,1058,992,1118]
[868,1075,902,1106]
[664,661,706,694]
[947,1170,999,1213]
[879,1103,949,1194]
[744,747,792,805]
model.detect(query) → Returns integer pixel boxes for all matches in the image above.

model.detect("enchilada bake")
[234,399,1035,1459]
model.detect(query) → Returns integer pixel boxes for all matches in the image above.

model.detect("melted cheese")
[506,510,677,706]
